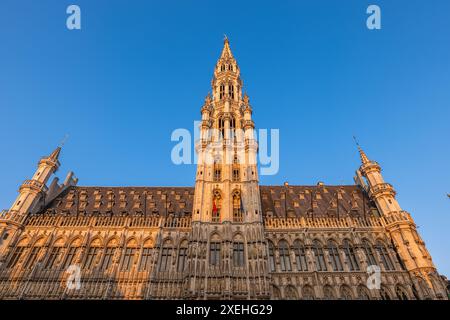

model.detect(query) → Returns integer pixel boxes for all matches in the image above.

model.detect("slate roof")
[34,185,378,219]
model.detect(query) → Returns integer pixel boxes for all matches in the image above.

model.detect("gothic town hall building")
[0,39,447,300]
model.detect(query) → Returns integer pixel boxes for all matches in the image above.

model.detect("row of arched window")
[159,240,189,272]
[211,189,243,223]
[268,238,397,273]
[213,155,241,183]
[272,283,411,300]
[5,237,191,274]
[220,64,234,72]
[207,241,245,267]
[4,236,398,276]
[218,84,238,100]
[216,115,237,139]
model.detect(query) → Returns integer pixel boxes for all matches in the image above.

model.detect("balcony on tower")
[19,179,48,193]
[368,182,396,198]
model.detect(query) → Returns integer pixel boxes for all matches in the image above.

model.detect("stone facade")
[0,39,447,300]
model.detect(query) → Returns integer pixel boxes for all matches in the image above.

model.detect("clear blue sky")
[0,1,449,275]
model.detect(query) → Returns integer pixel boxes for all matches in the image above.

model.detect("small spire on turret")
[48,134,69,161]
[243,93,249,104]
[49,146,62,162]
[205,92,212,105]
[353,136,370,165]
[358,146,370,165]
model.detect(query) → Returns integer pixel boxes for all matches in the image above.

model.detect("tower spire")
[49,146,62,162]
[218,35,235,61]
[353,136,369,165]
[212,37,242,103]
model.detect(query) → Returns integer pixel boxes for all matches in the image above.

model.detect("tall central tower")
[193,37,261,223]
[187,38,269,299]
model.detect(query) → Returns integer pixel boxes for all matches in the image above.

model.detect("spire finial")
[49,134,68,161]
[59,133,69,147]
[224,34,228,43]
[353,135,370,164]
[352,135,360,148]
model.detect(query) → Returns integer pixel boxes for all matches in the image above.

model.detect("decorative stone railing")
[264,211,414,230]
[368,182,395,197]
[22,214,191,229]
[0,210,20,222]
[19,179,47,193]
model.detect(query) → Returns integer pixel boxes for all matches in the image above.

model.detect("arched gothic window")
[375,240,395,271]
[229,116,236,140]
[327,240,343,271]
[121,239,137,271]
[232,167,240,182]
[323,286,335,300]
[293,240,308,271]
[278,240,291,272]
[212,190,222,222]
[285,285,298,300]
[177,240,188,272]
[84,238,101,270]
[159,239,173,272]
[357,285,371,300]
[45,238,64,269]
[219,84,225,99]
[139,239,154,271]
[232,190,243,222]
[24,246,41,269]
[210,238,221,266]
[302,286,315,300]
[272,285,281,300]
[6,238,28,269]
[417,278,431,299]
[412,283,421,300]
[213,159,221,182]
[380,286,392,300]
[62,238,81,270]
[312,240,327,271]
[396,286,409,300]
[362,239,378,266]
[340,285,353,300]
[268,241,276,272]
[233,237,245,267]
[343,239,360,271]
[101,239,118,271]
[229,85,234,99]
[218,117,225,139]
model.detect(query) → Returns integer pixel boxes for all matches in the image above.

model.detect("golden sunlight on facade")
[0,39,447,300]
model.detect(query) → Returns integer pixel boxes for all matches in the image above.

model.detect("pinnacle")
[358,146,370,165]
[219,36,234,61]
[49,146,61,162]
